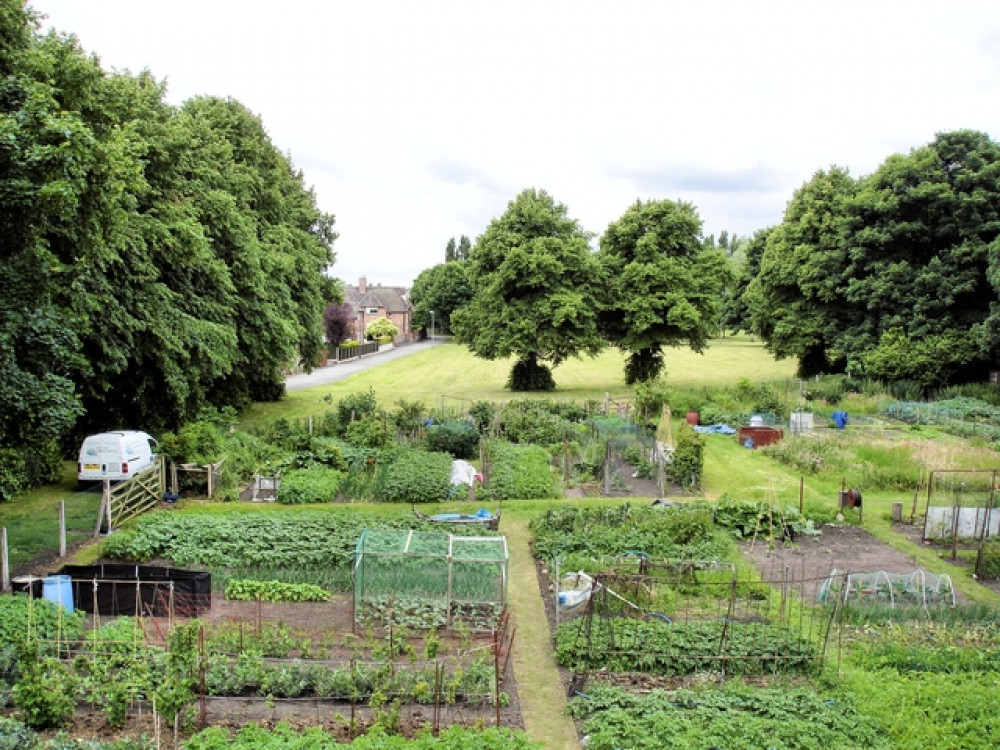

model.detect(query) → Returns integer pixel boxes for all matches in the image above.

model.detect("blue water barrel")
[42,575,74,613]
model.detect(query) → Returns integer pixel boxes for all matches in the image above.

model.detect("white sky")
[29,1,1000,287]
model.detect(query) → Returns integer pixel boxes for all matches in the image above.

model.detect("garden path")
[503,517,579,749]
[284,338,442,391]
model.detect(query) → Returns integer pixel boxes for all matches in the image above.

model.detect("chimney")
[359,275,367,293]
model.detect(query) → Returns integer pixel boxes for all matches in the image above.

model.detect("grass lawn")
[242,335,798,426]
[0,463,100,572]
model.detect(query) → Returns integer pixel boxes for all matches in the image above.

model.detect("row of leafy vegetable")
[529,499,820,570]
[101,508,500,592]
[0,718,538,750]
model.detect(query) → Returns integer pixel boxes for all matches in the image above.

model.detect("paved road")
[284,338,444,391]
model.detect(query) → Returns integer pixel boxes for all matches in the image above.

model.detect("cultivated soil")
[740,523,968,604]
[17,590,523,745]
[563,455,682,500]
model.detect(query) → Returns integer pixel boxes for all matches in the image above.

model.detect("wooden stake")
[1,528,9,592]
[59,500,66,557]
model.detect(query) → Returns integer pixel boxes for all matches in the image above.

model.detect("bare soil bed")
[564,456,681,499]
[740,523,967,604]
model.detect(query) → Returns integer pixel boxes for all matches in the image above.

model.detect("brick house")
[342,276,413,344]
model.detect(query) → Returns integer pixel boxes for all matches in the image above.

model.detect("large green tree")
[409,260,473,334]
[0,5,92,495]
[843,130,999,385]
[0,4,338,495]
[745,131,1000,385]
[451,189,604,390]
[721,228,770,335]
[598,199,730,383]
[744,166,857,376]
[176,96,337,406]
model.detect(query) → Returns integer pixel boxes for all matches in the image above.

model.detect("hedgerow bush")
[802,375,862,405]
[506,357,555,391]
[344,415,394,449]
[976,539,1000,580]
[376,449,452,503]
[481,442,557,500]
[158,420,225,464]
[337,388,379,430]
[425,421,479,458]
[667,422,704,490]
[221,430,287,479]
[277,467,344,503]
[469,401,495,433]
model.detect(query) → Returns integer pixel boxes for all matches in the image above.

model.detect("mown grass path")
[503,516,578,749]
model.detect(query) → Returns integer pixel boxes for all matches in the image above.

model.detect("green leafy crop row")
[555,617,816,677]
[567,683,888,750]
[530,503,731,564]
[225,579,330,603]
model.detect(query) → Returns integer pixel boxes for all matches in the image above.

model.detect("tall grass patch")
[764,433,923,490]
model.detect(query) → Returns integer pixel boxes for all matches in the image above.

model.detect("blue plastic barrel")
[42,575,74,613]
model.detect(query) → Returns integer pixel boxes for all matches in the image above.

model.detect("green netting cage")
[353,528,508,631]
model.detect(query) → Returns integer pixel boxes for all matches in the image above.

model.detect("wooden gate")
[95,458,165,534]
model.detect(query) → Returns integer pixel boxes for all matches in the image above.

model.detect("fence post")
[103,479,112,534]
[603,441,612,494]
[59,500,67,557]
[94,480,111,537]
[1,527,9,591]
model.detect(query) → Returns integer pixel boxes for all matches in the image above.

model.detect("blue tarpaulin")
[833,411,849,429]
[693,424,737,435]
[429,508,495,522]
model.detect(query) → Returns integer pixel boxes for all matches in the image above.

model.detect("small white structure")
[789,412,814,433]
[924,506,1000,540]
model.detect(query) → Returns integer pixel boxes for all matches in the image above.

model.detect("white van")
[77,431,159,484]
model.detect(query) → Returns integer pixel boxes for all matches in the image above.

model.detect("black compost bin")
[52,564,211,617]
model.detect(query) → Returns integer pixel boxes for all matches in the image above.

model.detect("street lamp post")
[429,311,435,341]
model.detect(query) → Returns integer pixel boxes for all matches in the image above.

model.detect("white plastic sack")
[450,459,477,487]
[558,571,594,610]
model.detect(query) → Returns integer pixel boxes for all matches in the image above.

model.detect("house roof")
[343,281,411,314]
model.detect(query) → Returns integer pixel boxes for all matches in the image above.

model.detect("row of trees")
[0,3,338,497]
[734,129,1000,386]
[413,130,1000,393]
[411,190,730,390]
